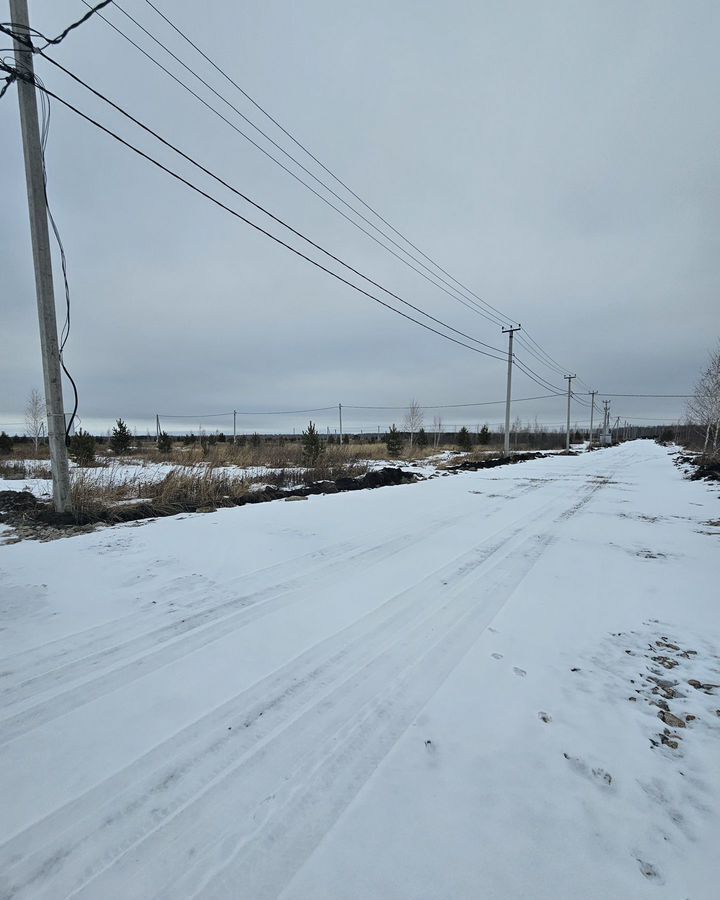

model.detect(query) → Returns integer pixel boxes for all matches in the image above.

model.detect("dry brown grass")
[128,438,455,468]
[0,460,53,480]
[67,452,369,522]
[69,463,144,520]
[5,444,51,461]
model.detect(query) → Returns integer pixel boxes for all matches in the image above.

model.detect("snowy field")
[0,441,718,899]
[0,451,462,501]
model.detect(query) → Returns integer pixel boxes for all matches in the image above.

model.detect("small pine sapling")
[110,418,132,454]
[385,424,404,457]
[157,431,172,453]
[457,426,473,451]
[302,420,324,465]
[69,429,96,467]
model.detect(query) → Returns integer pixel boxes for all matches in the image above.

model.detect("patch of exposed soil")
[0,468,418,540]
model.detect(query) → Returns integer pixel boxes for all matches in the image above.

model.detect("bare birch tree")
[25,387,46,455]
[432,415,443,450]
[688,342,720,458]
[403,399,424,450]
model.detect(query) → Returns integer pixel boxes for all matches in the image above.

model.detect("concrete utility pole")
[338,403,343,446]
[588,390,597,447]
[564,375,576,451]
[602,399,611,443]
[155,414,160,443]
[502,325,521,455]
[10,0,72,513]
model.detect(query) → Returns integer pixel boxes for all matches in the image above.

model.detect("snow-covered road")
[0,441,718,899]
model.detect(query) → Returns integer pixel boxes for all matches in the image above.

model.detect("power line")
[34,73,78,437]
[516,332,593,391]
[513,357,565,394]
[514,335,567,378]
[345,394,563,410]
[91,0,597,392]
[159,407,337,418]
[75,3,510,334]
[158,394,566,418]
[9,3,593,392]
[0,64,510,364]
[0,1,112,51]
[84,0,513,334]
[18,46,507,359]
[137,0,515,329]
[85,0,597,388]
[599,393,693,398]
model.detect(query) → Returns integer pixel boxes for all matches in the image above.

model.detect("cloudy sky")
[1,0,718,436]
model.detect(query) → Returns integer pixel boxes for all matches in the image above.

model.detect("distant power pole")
[10,0,72,513]
[233,410,237,444]
[502,325,521,455]
[338,403,343,446]
[588,390,597,447]
[155,413,160,443]
[602,400,611,441]
[564,375,576,450]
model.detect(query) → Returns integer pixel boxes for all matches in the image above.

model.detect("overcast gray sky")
[1,0,718,435]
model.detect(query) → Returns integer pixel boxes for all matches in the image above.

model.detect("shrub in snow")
[69,429,96,466]
[385,424,403,457]
[302,420,324,465]
[110,418,132,455]
[457,426,473,451]
[157,431,172,453]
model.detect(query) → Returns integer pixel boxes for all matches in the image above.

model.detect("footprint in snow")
[491,652,503,660]
[538,711,552,723]
[636,859,663,883]
[563,753,613,786]
[513,667,527,677]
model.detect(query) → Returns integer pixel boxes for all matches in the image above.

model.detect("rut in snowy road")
[1,442,717,900]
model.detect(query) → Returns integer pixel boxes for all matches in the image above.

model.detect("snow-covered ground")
[0,459,311,501]
[0,441,718,899]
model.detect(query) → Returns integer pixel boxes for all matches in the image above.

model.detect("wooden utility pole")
[10,0,72,513]
[502,325,521,455]
[338,403,343,446]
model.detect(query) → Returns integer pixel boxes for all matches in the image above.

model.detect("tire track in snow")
[0,479,606,900]
[0,458,556,696]
[0,537,358,693]
[0,510,472,744]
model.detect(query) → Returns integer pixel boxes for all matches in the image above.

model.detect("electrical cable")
[137,0,516,330]
[5,5,594,390]
[599,393,693,398]
[0,66,510,364]
[513,357,566,394]
[0,30,80,438]
[0,2,112,51]
[8,45,507,358]
[137,0,605,391]
[84,0,513,333]
[345,394,563,410]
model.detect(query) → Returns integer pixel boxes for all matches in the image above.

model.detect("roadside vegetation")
[5,396,708,529]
